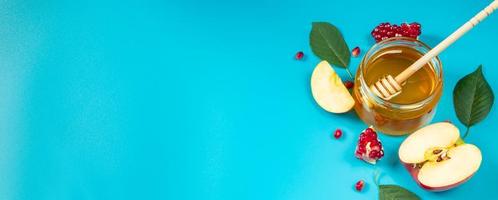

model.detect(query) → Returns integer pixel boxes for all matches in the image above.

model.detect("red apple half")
[398,122,482,191]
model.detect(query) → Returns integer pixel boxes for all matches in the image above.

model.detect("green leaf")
[309,22,350,68]
[453,65,494,129]
[379,185,420,200]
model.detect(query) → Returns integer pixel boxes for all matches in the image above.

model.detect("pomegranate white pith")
[398,122,482,191]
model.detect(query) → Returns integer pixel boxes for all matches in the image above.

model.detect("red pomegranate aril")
[410,22,421,29]
[374,34,382,41]
[359,136,368,144]
[365,132,377,140]
[368,150,378,157]
[344,81,354,89]
[369,141,381,150]
[369,150,382,160]
[355,180,365,191]
[295,51,304,60]
[392,24,400,30]
[352,47,360,57]
[401,23,410,30]
[364,127,374,135]
[334,129,343,139]
[371,22,422,42]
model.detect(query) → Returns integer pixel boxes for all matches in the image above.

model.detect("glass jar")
[353,37,443,135]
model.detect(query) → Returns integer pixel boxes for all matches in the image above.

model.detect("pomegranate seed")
[351,47,360,57]
[359,134,368,142]
[357,146,366,153]
[295,51,304,60]
[369,150,380,159]
[344,81,354,89]
[410,22,421,29]
[371,22,422,42]
[355,180,365,191]
[364,128,375,135]
[369,141,381,151]
[365,132,377,140]
[333,129,343,139]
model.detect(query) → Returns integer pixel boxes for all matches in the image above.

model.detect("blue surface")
[1,0,497,199]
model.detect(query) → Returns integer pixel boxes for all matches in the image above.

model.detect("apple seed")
[433,149,442,154]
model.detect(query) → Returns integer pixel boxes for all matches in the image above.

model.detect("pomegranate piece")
[344,81,354,89]
[352,46,360,57]
[355,180,365,191]
[295,51,304,60]
[355,126,384,164]
[333,129,343,139]
[371,22,422,42]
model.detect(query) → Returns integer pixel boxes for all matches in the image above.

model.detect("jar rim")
[358,37,443,110]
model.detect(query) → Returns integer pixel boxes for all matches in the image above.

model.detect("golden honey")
[353,37,443,135]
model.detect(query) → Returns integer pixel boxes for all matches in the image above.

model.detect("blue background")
[1,0,497,199]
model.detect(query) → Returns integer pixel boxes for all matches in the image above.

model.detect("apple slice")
[399,122,460,164]
[398,122,482,191]
[311,61,355,113]
[418,144,481,189]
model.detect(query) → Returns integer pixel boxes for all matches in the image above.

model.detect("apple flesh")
[398,122,482,191]
[310,61,355,113]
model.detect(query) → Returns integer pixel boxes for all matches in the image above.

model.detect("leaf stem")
[345,68,354,79]
[373,170,381,186]
[463,127,470,139]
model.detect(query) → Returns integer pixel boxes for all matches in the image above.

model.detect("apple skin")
[401,160,474,191]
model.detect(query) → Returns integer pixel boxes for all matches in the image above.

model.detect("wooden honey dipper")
[371,0,498,100]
